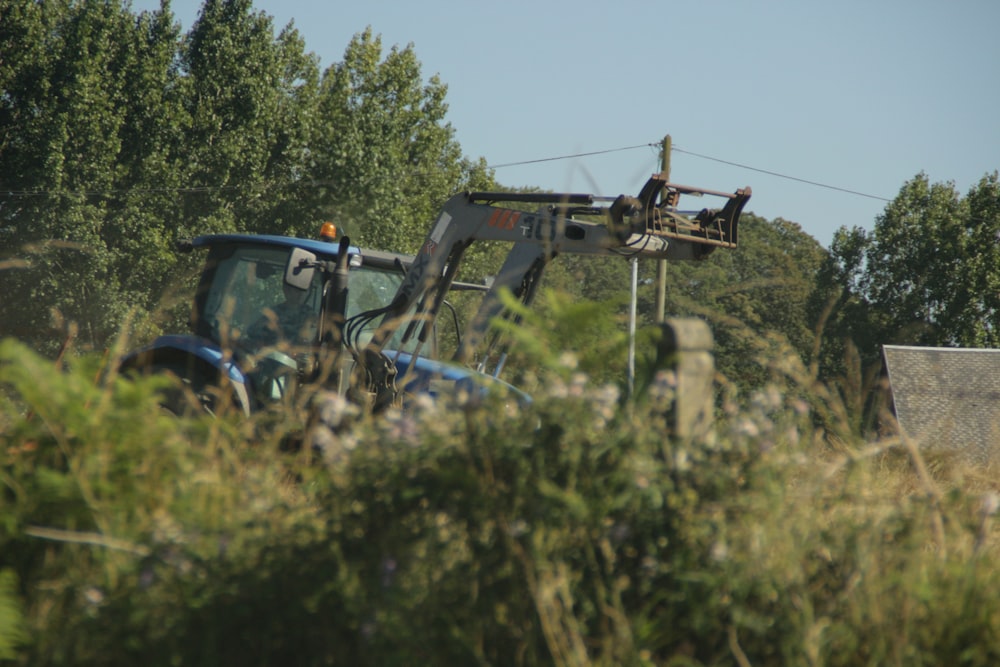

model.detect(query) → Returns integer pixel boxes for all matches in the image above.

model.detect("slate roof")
[882,345,1000,465]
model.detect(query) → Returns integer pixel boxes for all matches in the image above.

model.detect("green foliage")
[0,569,26,661]
[0,0,169,350]
[642,215,827,393]
[821,172,1000,357]
[0,2,494,354]
[814,172,1000,430]
[180,0,323,237]
[4,324,1000,665]
[490,287,633,389]
[311,27,494,253]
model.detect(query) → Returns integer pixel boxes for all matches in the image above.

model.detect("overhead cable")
[489,142,892,203]
[670,146,892,202]
[486,144,651,169]
[0,140,892,203]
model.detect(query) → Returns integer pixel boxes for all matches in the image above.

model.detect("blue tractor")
[121,173,749,415]
[119,228,509,415]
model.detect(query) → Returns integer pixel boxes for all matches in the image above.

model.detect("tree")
[0,0,176,350]
[649,214,827,392]
[178,0,321,238]
[310,27,494,254]
[954,172,1000,345]
[812,171,1000,431]
[1,3,491,354]
[821,172,1000,358]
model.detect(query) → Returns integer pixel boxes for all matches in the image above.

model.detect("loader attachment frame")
[605,173,751,249]
[359,172,751,407]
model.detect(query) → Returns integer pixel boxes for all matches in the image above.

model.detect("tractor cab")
[190,236,404,353]
[123,232,414,413]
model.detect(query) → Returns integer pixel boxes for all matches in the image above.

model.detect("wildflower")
[315,391,359,430]
[981,492,1000,517]
[733,417,760,439]
[558,351,579,370]
[384,412,420,447]
[647,370,677,403]
[506,519,529,538]
[381,557,398,588]
[315,430,358,466]
[674,447,690,472]
[592,383,620,418]
[410,392,437,414]
[751,386,782,412]
[585,383,621,429]
[608,522,630,545]
[138,567,155,589]
[83,587,104,605]
[547,376,569,399]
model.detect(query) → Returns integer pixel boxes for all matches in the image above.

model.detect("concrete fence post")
[656,318,715,440]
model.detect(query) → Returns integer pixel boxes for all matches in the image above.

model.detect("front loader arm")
[359,173,750,405]
[371,172,753,349]
[450,175,752,372]
[362,193,629,356]
[453,241,551,368]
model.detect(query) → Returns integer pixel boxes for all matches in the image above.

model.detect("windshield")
[343,266,411,350]
[201,245,322,350]
[197,243,411,352]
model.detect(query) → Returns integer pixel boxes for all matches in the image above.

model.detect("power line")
[670,146,891,202]
[486,141,893,203]
[0,140,893,203]
[486,144,652,169]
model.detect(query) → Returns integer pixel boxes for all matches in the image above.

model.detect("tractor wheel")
[147,361,228,417]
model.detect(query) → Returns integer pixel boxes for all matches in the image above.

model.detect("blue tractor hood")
[384,350,531,405]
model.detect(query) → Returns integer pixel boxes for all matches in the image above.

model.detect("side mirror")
[285,248,317,291]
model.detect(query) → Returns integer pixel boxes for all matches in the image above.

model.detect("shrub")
[3,337,1000,665]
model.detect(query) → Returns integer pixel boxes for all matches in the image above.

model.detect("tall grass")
[2,324,1000,666]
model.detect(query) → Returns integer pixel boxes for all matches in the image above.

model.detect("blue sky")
[132,0,999,248]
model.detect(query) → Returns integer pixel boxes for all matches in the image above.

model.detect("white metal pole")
[628,256,638,399]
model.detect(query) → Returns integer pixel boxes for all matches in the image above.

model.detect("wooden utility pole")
[655,134,671,323]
